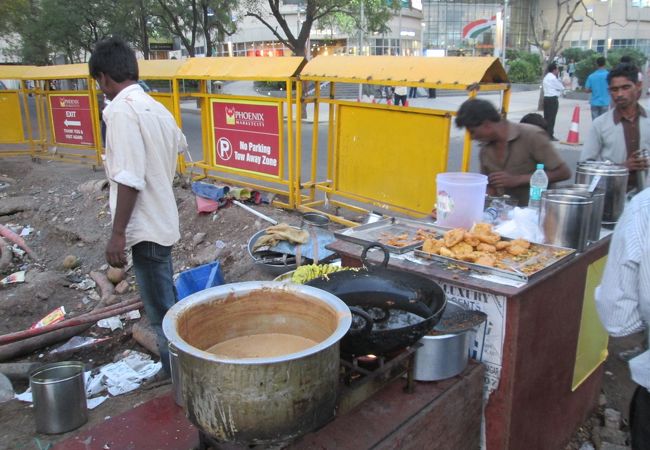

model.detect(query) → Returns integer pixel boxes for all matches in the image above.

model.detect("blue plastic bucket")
[175,261,224,300]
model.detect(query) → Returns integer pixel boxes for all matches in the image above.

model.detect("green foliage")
[561,48,592,64]
[506,51,542,82]
[606,48,647,69]
[507,60,539,83]
[575,53,601,87]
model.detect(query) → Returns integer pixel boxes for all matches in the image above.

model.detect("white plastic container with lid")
[436,172,488,229]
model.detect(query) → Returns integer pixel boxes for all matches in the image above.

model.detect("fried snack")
[475,254,497,267]
[450,242,473,257]
[496,241,511,250]
[444,228,465,248]
[510,239,531,249]
[471,223,493,236]
[458,252,480,262]
[439,247,455,258]
[476,243,497,253]
[507,245,527,256]
[415,228,439,241]
[477,232,501,245]
[463,232,480,247]
[422,238,444,255]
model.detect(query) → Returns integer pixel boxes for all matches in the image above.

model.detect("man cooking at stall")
[455,98,571,206]
[580,63,650,191]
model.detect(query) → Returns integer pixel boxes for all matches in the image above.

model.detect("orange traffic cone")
[404,99,409,107]
[563,106,581,145]
[387,98,393,105]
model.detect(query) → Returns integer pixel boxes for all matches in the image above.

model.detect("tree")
[529,0,613,108]
[240,0,397,57]
[0,0,51,64]
[154,0,237,57]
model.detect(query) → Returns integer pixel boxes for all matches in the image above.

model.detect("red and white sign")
[211,99,280,176]
[49,94,96,146]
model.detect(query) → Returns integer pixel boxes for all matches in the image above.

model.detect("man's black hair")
[607,63,639,85]
[547,62,558,73]
[520,113,548,131]
[455,98,501,128]
[596,57,606,67]
[88,37,138,82]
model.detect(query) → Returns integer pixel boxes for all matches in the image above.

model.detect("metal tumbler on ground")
[30,361,87,434]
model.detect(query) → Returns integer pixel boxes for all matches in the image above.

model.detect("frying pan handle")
[348,306,374,336]
[360,244,390,268]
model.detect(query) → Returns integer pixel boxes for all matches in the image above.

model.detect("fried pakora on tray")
[419,222,541,273]
[443,228,465,248]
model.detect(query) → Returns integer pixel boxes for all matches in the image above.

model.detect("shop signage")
[48,94,95,146]
[211,99,280,177]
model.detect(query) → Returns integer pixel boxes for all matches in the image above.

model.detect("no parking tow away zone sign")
[49,94,96,146]
[211,99,280,177]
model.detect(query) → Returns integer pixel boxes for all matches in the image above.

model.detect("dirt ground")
[0,157,642,449]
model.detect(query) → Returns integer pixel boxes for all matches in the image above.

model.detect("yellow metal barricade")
[0,65,38,158]
[23,64,103,168]
[297,56,510,225]
[138,59,184,170]
[175,57,304,209]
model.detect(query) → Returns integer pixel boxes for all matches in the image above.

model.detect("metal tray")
[334,217,441,254]
[414,241,575,282]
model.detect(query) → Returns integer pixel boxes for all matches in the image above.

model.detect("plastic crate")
[175,261,224,300]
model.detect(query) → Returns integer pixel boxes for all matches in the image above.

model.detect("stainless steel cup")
[634,149,650,192]
[540,193,593,252]
[169,343,184,407]
[546,185,605,243]
[30,361,87,434]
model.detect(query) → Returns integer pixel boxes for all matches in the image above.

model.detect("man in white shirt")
[89,37,187,376]
[596,187,650,449]
[542,62,565,141]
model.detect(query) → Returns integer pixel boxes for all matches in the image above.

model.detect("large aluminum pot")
[546,185,605,242]
[540,193,593,252]
[162,281,351,445]
[575,162,628,224]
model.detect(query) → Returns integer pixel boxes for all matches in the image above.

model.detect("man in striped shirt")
[596,187,650,449]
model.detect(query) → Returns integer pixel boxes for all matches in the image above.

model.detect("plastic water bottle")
[529,163,548,210]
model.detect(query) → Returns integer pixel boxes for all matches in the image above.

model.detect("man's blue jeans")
[132,241,177,374]
[591,105,608,120]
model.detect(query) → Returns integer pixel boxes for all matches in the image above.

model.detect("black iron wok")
[307,245,446,356]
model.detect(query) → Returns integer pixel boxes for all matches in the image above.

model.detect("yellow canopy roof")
[138,59,184,79]
[176,57,305,80]
[0,65,38,79]
[300,56,509,88]
[23,63,90,80]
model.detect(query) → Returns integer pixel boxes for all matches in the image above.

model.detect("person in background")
[585,57,610,120]
[408,86,418,98]
[455,98,571,206]
[595,186,650,450]
[89,37,188,376]
[580,63,650,192]
[393,86,408,106]
[542,63,565,141]
[568,59,576,79]
[520,113,548,131]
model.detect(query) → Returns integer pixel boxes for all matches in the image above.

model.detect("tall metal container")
[546,185,605,242]
[540,193,593,252]
[162,282,352,445]
[30,361,87,434]
[575,162,628,224]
